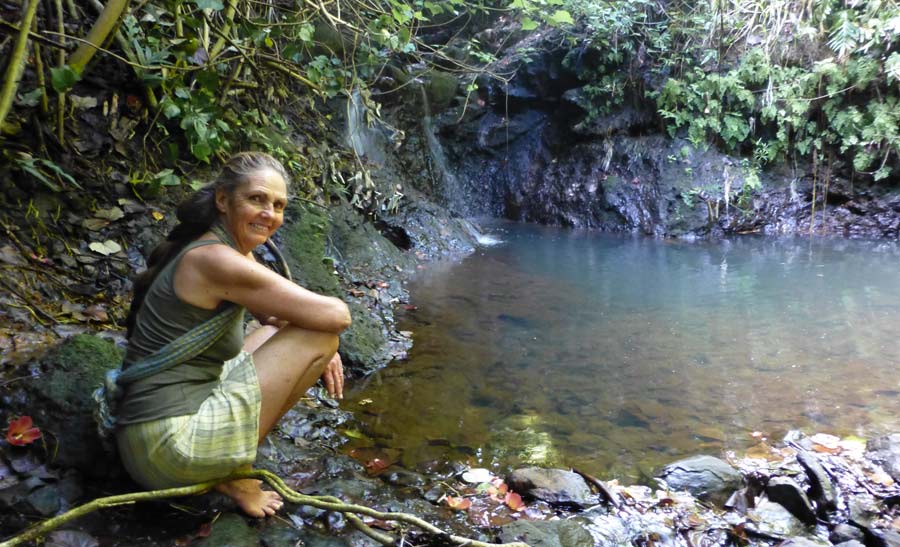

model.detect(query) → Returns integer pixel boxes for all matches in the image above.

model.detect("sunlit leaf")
[89,240,122,256]
[520,18,538,31]
[547,10,574,26]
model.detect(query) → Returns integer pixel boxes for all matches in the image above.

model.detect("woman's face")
[216,168,288,254]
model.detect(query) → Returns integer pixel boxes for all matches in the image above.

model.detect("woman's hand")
[321,353,344,399]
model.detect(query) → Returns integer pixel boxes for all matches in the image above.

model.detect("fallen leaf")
[6,416,42,446]
[809,433,840,449]
[505,491,525,511]
[151,211,165,221]
[82,218,109,231]
[68,95,98,110]
[94,206,124,221]
[364,457,390,474]
[89,240,122,256]
[348,288,366,297]
[403,305,418,311]
[445,496,472,511]
[82,305,108,322]
[195,522,212,538]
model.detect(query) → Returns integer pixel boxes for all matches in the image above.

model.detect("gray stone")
[656,455,742,505]
[506,467,592,507]
[796,451,837,513]
[194,513,259,547]
[747,499,809,538]
[25,485,61,516]
[869,529,900,547]
[867,434,900,482]
[499,519,594,547]
[833,542,865,547]
[777,538,831,547]
[830,523,865,543]
[765,476,817,525]
[849,496,881,527]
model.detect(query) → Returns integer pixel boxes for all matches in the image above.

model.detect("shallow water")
[344,221,900,480]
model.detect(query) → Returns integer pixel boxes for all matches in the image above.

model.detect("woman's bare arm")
[175,243,351,334]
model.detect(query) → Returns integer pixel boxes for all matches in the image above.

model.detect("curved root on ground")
[0,469,530,547]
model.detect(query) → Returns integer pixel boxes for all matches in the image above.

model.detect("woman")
[115,152,351,517]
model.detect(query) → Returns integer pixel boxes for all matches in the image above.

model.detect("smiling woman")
[115,152,351,517]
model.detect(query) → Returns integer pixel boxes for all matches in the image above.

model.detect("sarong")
[116,351,261,489]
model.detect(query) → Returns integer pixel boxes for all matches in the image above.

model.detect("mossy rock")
[339,301,391,374]
[426,71,459,112]
[281,202,341,296]
[24,334,124,476]
[32,334,123,415]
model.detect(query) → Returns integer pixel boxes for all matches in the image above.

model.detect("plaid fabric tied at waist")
[92,304,243,439]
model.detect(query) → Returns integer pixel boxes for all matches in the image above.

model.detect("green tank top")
[116,239,245,425]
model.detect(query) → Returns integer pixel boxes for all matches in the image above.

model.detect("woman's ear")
[215,188,228,214]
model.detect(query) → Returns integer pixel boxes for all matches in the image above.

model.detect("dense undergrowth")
[2,0,896,209]
[560,0,899,184]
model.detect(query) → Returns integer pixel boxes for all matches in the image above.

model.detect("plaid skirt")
[116,351,262,489]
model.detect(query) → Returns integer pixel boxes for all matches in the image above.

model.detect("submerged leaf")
[505,491,525,511]
[445,496,472,510]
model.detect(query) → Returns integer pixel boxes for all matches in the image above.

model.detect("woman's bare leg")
[215,325,337,517]
[252,325,339,439]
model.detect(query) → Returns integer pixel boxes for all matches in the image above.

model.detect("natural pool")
[344,221,900,481]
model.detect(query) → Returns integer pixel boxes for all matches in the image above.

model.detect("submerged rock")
[506,467,592,508]
[656,455,742,505]
[499,519,594,547]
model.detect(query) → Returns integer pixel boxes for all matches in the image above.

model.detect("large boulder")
[656,455,742,505]
[506,467,592,508]
[866,434,900,482]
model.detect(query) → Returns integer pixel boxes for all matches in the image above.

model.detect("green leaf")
[520,18,538,31]
[50,65,80,93]
[298,23,314,42]
[17,88,44,107]
[547,9,574,26]
[153,168,181,186]
[191,0,223,10]
[161,100,181,119]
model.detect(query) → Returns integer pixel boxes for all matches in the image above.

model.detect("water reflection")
[345,222,900,480]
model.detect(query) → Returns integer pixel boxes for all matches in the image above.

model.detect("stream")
[344,221,900,481]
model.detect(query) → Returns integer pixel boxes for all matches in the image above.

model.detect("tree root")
[0,469,531,547]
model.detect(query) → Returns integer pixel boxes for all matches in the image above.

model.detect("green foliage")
[8,152,81,192]
[517,0,900,182]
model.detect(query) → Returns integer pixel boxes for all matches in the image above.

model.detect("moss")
[35,334,123,415]
[339,301,389,370]
[281,202,341,296]
[426,71,459,112]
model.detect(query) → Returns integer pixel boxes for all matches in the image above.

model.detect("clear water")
[344,221,900,480]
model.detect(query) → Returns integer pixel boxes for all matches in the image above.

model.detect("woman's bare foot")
[215,479,283,517]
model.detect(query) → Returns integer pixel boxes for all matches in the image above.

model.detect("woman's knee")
[276,326,339,358]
